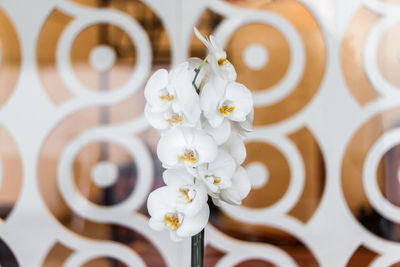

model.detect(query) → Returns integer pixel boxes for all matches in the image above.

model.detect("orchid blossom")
[145,28,254,241]
[197,149,236,197]
[144,62,201,130]
[157,127,217,168]
[147,185,209,241]
[200,75,253,128]
[193,27,237,82]
[216,166,251,206]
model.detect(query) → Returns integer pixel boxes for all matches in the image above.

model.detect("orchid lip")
[218,57,227,67]
[178,149,197,164]
[219,104,235,115]
[203,172,224,195]
[165,114,182,125]
[179,187,196,203]
[164,212,183,230]
[159,92,174,102]
[205,174,221,185]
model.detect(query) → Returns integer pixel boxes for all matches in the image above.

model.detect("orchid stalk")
[145,27,254,266]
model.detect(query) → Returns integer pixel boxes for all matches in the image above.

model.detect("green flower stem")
[191,229,204,267]
[198,56,208,70]
[192,56,208,94]
[190,56,208,266]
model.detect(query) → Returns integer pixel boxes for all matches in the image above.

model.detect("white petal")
[176,204,209,238]
[220,61,237,82]
[209,115,225,128]
[207,53,236,82]
[220,166,251,205]
[220,188,242,205]
[163,168,195,186]
[183,184,208,217]
[201,75,230,128]
[223,132,246,165]
[172,64,201,124]
[144,69,169,111]
[203,117,231,145]
[191,130,218,165]
[168,62,187,84]
[225,82,253,122]
[180,127,195,145]
[144,103,169,130]
[157,128,186,167]
[233,166,251,199]
[147,186,173,220]
[197,164,220,196]
[209,35,222,53]
[235,109,254,134]
[200,80,221,123]
[208,149,236,185]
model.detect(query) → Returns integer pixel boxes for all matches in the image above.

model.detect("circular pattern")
[341,107,400,242]
[246,162,269,189]
[90,161,119,188]
[242,44,268,70]
[0,8,22,108]
[365,16,400,96]
[221,136,305,223]
[214,13,305,107]
[89,45,116,72]
[58,132,153,217]
[363,128,400,223]
[57,14,152,102]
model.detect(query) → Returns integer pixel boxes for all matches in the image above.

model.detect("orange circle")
[71,23,136,91]
[226,23,290,92]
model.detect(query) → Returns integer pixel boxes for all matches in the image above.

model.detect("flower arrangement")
[144,27,254,265]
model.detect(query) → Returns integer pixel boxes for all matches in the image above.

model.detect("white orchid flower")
[197,149,236,197]
[193,27,237,82]
[145,27,255,242]
[144,62,201,129]
[145,104,200,130]
[222,131,247,165]
[163,168,208,216]
[157,127,218,168]
[147,184,210,241]
[201,75,253,128]
[214,166,251,206]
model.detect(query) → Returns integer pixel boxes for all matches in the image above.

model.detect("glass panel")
[1,0,400,266]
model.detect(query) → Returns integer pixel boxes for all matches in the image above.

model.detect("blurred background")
[1,0,400,266]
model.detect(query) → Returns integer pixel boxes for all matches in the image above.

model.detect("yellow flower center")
[205,174,221,185]
[178,150,197,164]
[159,93,174,102]
[219,105,235,115]
[213,177,221,184]
[165,114,182,125]
[164,214,181,230]
[218,57,227,67]
[179,188,194,203]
